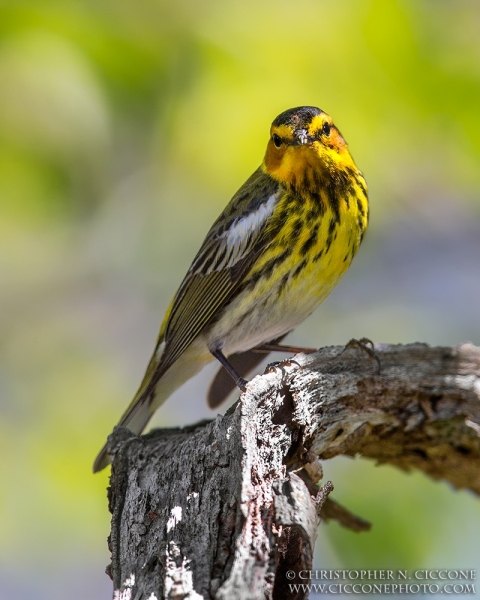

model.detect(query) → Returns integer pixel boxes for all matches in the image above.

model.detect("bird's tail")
[92,393,153,473]
[93,339,210,472]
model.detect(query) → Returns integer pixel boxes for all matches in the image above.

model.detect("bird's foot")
[264,357,302,375]
[340,337,381,373]
[237,377,248,393]
[264,361,282,374]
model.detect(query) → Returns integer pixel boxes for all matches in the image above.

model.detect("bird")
[93,106,369,472]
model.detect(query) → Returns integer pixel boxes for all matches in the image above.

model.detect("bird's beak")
[293,129,310,145]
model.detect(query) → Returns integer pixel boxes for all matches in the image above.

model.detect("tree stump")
[106,343,480,600]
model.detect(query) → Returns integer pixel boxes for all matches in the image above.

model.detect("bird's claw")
[237,377,248,392]
[264,361,282,374]
[340,337,381,373]
[264,357,302,375]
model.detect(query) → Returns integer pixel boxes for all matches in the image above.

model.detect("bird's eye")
[272,133,282,148]
[322,122,331,136]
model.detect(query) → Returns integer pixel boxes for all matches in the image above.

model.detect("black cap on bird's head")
[264,105,355,187]
[272,106,324,130]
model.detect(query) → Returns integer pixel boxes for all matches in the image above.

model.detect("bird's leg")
[211,349,248,392]
[253,342,317,354]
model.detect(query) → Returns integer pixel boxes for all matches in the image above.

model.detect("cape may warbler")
[94,106,368,472]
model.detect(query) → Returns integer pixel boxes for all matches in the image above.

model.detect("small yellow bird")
[94,106,368,472]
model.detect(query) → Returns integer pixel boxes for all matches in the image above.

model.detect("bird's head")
[263,106,357,191]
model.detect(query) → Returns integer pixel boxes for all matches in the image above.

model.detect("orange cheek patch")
[264,141,284,172]
[331,129,346,150]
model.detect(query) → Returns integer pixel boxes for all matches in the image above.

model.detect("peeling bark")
[106,343,480,599]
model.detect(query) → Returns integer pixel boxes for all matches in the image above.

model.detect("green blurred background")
[1,0,479,598]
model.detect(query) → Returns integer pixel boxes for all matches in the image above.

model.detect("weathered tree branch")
[106,343,480,600]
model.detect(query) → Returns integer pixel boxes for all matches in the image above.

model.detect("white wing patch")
[215,193,277,270]
[188,191,279,276]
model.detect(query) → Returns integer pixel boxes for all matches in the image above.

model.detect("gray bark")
[106,342,480,600]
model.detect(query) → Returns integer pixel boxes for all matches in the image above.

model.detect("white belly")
[207,264,342,356]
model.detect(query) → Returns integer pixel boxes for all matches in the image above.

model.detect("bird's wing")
[158,168,282,373]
